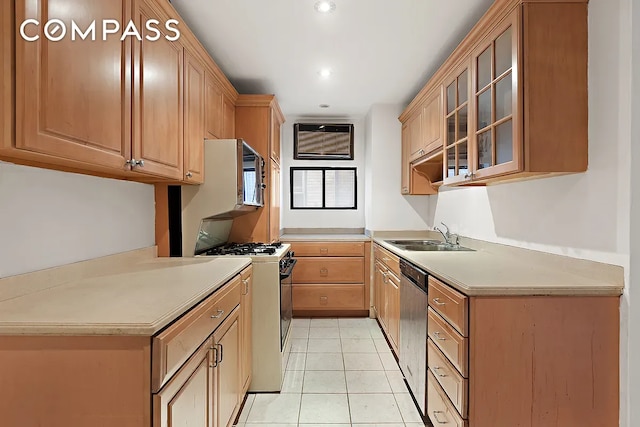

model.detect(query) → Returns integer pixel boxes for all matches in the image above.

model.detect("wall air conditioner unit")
[293,123,354,160]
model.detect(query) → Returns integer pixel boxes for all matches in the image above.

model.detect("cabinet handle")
[320,268,329,276]
[419,149,425,155]
[210,346,218,368]
[383,272,388,284]
[432,410,449,424]
[382,257,391,262]
[126,159,145,168]
[433,331,446,341]
[464,172,474,179]
[402,187,408,192]
[433,366,447,377]
[242,279,249,294]
[186,172,193,178]
[432,298,446,306]
[217,343,224,363]
[319,248,329,254]
[211,309,224,319]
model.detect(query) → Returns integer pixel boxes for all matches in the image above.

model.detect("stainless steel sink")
[384,239,474,252]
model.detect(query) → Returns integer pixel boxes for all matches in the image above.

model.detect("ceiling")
[170,0,494,117]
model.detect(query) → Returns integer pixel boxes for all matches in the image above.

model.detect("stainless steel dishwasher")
[399,258,429,418]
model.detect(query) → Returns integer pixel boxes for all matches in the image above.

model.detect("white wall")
[281,116,366,228]
[364,104,429,231]
[626,0,639,425]
[0,162,155,278]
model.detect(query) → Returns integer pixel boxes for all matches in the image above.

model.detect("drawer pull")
[433,331,446,341]
[210,346,218,368]
[432,298,446,306]
[320,248,329,254]
[383,272,388,284]
[432,411,449,424]
[433,366,447,377]
[242,279,249,294]
[211,309,224,319]
[217,343,224,363]
[320,268,329,276]
[382,257,390,262]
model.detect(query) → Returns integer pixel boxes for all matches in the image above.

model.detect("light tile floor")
[236,317,427,427]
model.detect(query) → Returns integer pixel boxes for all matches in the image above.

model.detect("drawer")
[152,275,241,392]
[289,241,365,257]
[293,257,364,283]
[373,244,400,277]
[428,308,468,377]
[428,339,468,417]
[293,284,365,310]
[427,370,468,427]
[428,276,468,336]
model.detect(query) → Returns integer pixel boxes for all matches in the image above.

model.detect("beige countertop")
[281,233,370,242]
[372,232,624,297]
[0,256,251,336]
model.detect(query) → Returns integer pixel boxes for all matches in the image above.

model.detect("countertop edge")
[281,234,371,242]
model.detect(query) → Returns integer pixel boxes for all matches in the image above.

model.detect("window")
[290,167,357,209]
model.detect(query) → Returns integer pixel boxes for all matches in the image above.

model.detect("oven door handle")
[279,258,297,280]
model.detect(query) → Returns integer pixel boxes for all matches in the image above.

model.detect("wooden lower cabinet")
[373,245,400,355]
[154,338,213,427]
[240,266,253,394]
[213,308,241,427]
[287,241,371,316]
[0,273,250,427]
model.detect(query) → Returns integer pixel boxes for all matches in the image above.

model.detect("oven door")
[279,259,296,350]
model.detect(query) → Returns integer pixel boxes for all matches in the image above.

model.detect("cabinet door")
[270,109,281,164]
[132,0,183,180]
[222,95,235,139]
[184,49,205,184]
[386,272,400,352]
[213,308,241,427]
[443,60,472,185]
[374,263,387,330]
[205,72,223,139]
[269,160,281,243]
[153,338,213,427]
[415,88,443,160]
[240,267,253,394]
[406,112,422,161]
[471,9,521,180]
[13,0,131,170]
[401,125,411,195]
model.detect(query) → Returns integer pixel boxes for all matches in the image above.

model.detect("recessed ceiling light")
[314,1,336,13]
[319,104,330,108]
[318,68,332,78]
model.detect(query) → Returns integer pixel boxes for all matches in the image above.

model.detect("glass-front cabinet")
[471,9,521,180]
[442,60,471,185]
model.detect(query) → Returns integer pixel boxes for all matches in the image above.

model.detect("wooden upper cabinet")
[443,60,472,186]
[410,88,442,161]
[183,49,205,184]
[270,109,281,164]
[400,128,410,195]
[12,0,132,170]
[399,0,588,188]
[470,10,520,181]
[222,95,236,139]
[205,72,224,139]
[132,0,184,180]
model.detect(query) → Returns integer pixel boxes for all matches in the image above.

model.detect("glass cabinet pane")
[447,83,456,114]
[495,72,512,121]
[495,27,513,77]
[458,106,468,140]
[447,115,456,145]
[477,47,492,90]
[477,88,492,130]
[496,120,513,164]
[447,147,456,178]
[477,131,492,169]
[458,70,468,105]
[458,142,468,176]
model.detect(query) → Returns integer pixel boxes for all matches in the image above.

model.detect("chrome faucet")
[434,222,459,245]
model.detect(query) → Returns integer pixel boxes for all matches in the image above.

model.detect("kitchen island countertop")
[0,256,251,335]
